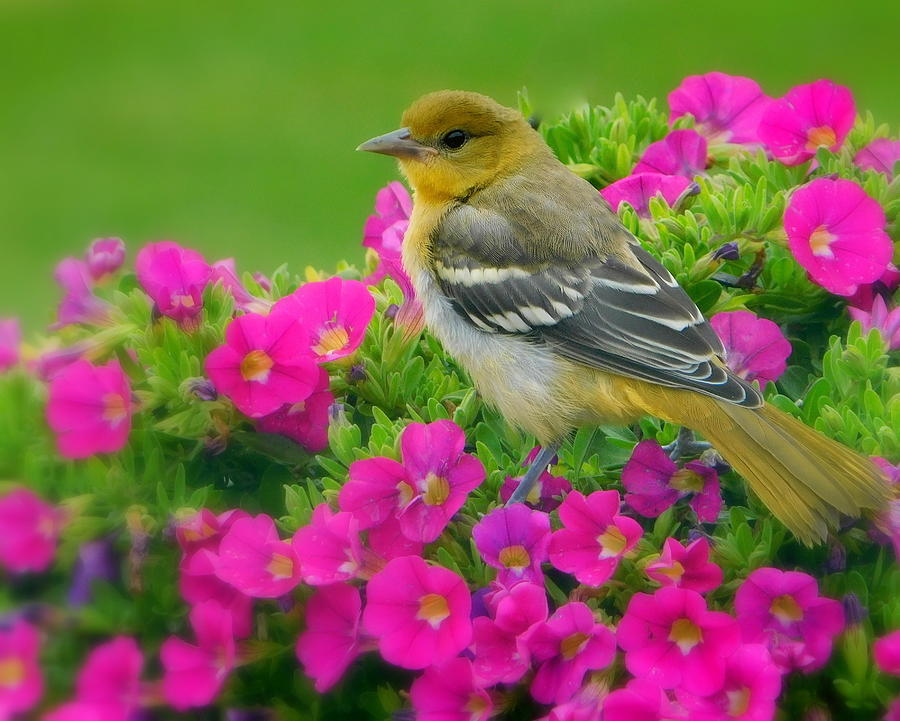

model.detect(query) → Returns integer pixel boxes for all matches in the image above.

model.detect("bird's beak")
[356,127,438,160]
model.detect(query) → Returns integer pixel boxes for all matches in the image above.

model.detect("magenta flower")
[213,514,302,598]
[46,359,133,459]
[292,504,364,585]
[205,311,319,418]
[256,367,334,452]
[548,490,642,586]
[135,241,212,327]
[622,440,722,523]
[676,643,781,721]
[161,600,236,710]
[601,173,691,218]
[710,310,792,387]
[363,181,412,284]
[174,508,249,556]
[362,555,472,669]
[0,620,43,718]
[0,318,20,372]
[849,296,900,350]
[602,678,685,721]
[473,504,550,586]
[633,129,708,178]
[668,72,772,145]
[847,264,900,312]
[854,138,900,179]
[734,567,845,673]
[0,488,63,573]
[618,586,741,696]
[875,631,900,675]
[785,178,892,296]
[526,601,616,704]
[53,258,110,327]
[410,657,493,721]
[645,537,722,593]
[73,637,143,711]
[759,79,855,165]
[888,699,900,721]
[539,684,605,721]
[339,420,485,543]
[272,277,375,363]
[178,550,254,639]
[296,582,370,692]
[500,446,572,511]
[366,514,425,564]
[385,257,425,341]
[85,237,126,281]
[210,259,273,315]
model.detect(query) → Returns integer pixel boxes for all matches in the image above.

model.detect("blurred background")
[2,0,897,328]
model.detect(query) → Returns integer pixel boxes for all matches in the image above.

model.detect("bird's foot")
[507,442,561,506]
[662,427,711,461]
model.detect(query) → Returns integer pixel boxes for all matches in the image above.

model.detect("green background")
[2,0,897,328]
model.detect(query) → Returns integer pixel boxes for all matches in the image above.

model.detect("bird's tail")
[693,401,888,545]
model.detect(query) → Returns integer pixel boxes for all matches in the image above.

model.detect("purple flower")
[854,138,900,179]
[85,238,126,281]
[500,446,572,511]
[601,173,691,218]
[0,318,20,372]
[69,539,119,606]
[135,241,212,328]
[633,129,708,178]
[849,296,900,350]
[645,537,723,593]
[53,258,110,328]
[710,310,792,388]
[473,504,551,586]
[210,259,273,315]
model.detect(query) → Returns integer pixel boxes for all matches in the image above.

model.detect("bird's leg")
[507,442,562,506]
[662,427,711,461]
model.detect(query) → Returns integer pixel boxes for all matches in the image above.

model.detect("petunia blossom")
[668,72,772,145]
[73,637,143,711]
[633,129,708,178]
[178,549,254,639]
[53,258,110,328]
[205,311,320,418]
[854,138,900,179]
[339,420,485,543]
[645,537,723,593]
[784,178,892,296]
[759,79,855,165]
[602,678,686,721]
[0,620,43,718]
[617,586,741,696]
[69,539,119,606]
[601,173,691,218]
[362,555,472,670]
[362,181,412,285]
[473,504,551,586]
[548,490,642,587]
[213,515,302,598]
[46,359,133,459]
[0,318,20,372]
[210,259,273,315]
[256,367,334,452]
[875,631,900,675]
[135,241,212,327]
[849,295,900,350]
[173,508,249,556]
[734,567,845,673]
[846,264,900,312]
[710,310,792,387]
[622,440,722,523]
[85,237,126,281]
[0,488,63,573]
[500,446,572,512]
[410,657,493,721]
[365,514,424,565]
[292,504,364,585]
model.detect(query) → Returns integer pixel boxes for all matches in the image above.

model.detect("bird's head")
[358,90,543,202]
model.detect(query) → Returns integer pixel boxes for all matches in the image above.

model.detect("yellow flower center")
[654,560,686,582]
[560,631,590,660]
[808,225,836,258]
[668,617,703,654]
[670,468,705,493]
[770,594,804,624]
[0,658,25,688]
[727,686,752,717]
[465,692,490,717]
[498,544,531,570]
[598,525,628,558]
[423,473,450,506]
[266,552,295,580]
[806,125,837,150]
[397,480,416,507]
[172,293,196,308]
[102,392,128,423]
[240,349,274,382]
[417,593,450,629]
[313,325,350,356]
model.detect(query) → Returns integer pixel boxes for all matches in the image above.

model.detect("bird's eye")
[441,129,468,150]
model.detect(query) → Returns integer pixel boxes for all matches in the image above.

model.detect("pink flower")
[161,600,236,710]
[173,508,249,555]
[846,264,900,312]
[710,310,791,387]
[296,582,369,692]
[874,631,900,675]
[213,515,302,598]
[0,488,63,573]
[603,678,686,721]
[363,182,412,285]
[734,567,844,673]
[205,311,319,418]
[676,643,781,721]
[339,420,485,543]
[617,587,741,696]
[385,257,425,341]
[53,258,110,327]
[46,359,133,459]
[0,319,20,372]
[210,258,272,315]
[668,72,772,145]
[85,238,126,281]
[548,490,642,586]
[0,620,43,718]
[645,537,723,593]
[362,555,472,669]
[43,703,128,721]
[622,440,722,523]
[633,130,708,178]
[73,637,143,710]
[410,657,493,721]
[854,138,900,179]
[272,277,375,363]
[601,173,691,218]
[178,550,253,638]
[473,504,551,586]
[526,601,616,704]
[540,684,605,721]
[500,447,572,511]
[888,699,900,721]
[256,367,334,452]
[135,241,212,327]
[366,514,425,564]
[849,296,900,350]
[784,178,892,296]
[759,79,855,165]
[292,504,364,585]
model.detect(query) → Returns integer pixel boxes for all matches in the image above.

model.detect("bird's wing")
[431,199,763,407]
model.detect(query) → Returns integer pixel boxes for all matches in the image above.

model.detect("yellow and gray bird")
[358,90,887,545]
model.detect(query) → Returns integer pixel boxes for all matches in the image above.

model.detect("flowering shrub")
[0,71,898,720]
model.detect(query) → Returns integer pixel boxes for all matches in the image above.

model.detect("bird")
[357,89,888,545]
